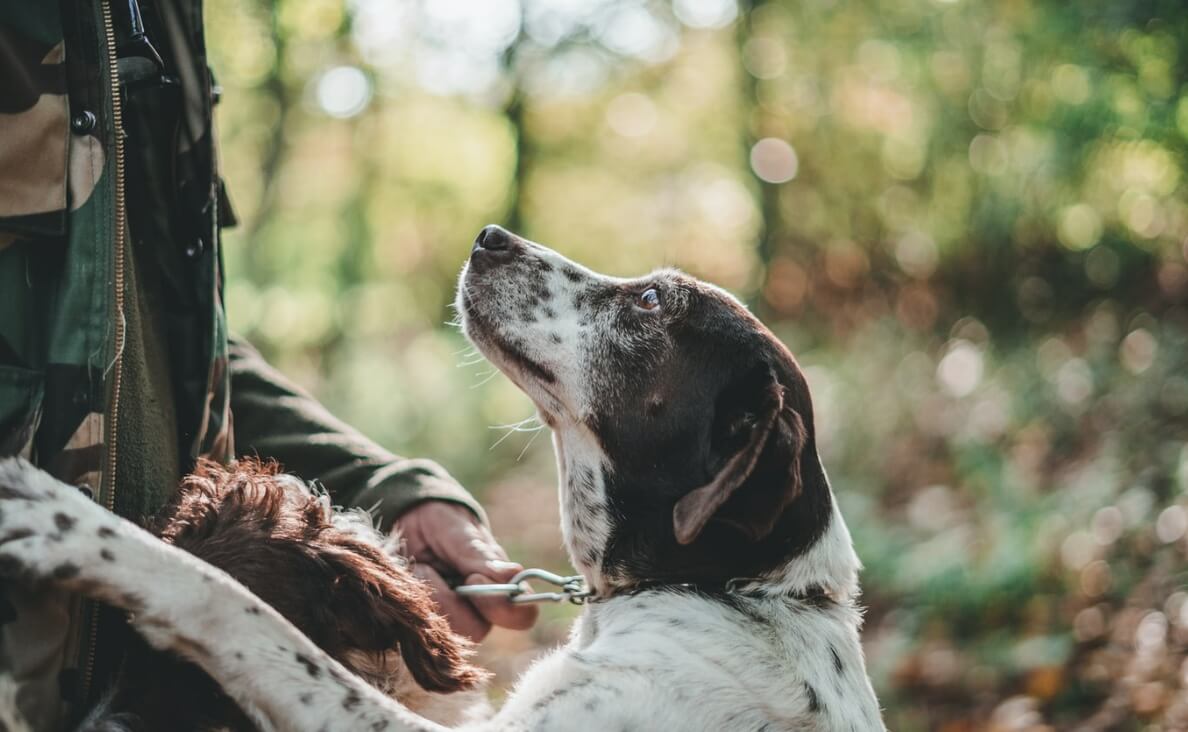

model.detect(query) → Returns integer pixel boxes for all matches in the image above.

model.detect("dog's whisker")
[515,427,544,462]
[489,428,518,451]
[471,369,500,388]
[488,416,542,431]
[489,416,543,450]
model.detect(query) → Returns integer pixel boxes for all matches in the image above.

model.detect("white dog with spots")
[0,227,884,731]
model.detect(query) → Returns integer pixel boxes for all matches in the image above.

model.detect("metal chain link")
[454,568,593,605]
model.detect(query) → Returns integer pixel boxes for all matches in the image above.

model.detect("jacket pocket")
[0,365,44,458]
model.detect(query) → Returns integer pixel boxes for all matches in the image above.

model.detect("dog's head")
[456,226,840,595]
[152,459,485,695]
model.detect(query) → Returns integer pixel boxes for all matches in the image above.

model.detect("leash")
[454,568,593,605]
[455,570,830,606]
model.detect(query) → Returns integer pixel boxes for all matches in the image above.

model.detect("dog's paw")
[0,458,112,585]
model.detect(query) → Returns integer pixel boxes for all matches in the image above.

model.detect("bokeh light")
[749,137,798,183]
[673,0,738,30]
[314,65,372,118]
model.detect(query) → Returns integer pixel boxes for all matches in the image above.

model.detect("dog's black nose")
[475,225,511,251]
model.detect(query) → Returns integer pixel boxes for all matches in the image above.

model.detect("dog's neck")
[751,499,861,603]
[553,428,861,604]
[595,508,860,605]
[552,429,615,594]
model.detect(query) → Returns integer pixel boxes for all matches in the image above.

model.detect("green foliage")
[207,0,1188,727]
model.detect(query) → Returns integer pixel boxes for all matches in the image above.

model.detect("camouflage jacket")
[0,1,480,728]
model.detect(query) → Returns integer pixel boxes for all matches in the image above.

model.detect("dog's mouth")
[458,284,565,417]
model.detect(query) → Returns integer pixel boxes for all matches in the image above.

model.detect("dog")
[1,459,484,731]
[0,225,885,730]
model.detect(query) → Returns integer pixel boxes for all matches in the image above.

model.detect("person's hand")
[394,501,539,641]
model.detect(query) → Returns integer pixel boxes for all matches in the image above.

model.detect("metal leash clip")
[455,568,593,605]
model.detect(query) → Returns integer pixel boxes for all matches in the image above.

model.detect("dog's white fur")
[0,237,884,730]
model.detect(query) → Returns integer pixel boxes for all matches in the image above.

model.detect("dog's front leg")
[0,459,448,732]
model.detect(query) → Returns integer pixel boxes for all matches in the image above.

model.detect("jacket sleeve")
[227,335,485,529]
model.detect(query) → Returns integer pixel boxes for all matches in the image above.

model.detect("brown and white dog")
[0,227,885,730]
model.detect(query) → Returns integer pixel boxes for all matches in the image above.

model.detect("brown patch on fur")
[152,458,485,694]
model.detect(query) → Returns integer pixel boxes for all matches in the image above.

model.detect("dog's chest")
[493,592,884,732]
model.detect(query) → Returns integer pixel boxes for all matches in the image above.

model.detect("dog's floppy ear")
[319,546,488,693]
[672,362,808,545]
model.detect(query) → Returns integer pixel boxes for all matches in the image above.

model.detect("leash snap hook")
[454,568,592,605]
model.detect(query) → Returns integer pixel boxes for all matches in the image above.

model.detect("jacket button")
[185,236,206,259]
[71,111,97,134]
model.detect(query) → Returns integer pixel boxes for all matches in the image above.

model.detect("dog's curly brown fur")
[157,458,483,693]
[79,459,483,731]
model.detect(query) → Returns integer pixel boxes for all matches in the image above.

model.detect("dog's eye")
[637,288,661,311]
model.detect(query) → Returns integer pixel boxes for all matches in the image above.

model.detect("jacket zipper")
[82,0,128,700]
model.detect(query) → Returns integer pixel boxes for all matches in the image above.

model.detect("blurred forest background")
[206,0,1188,728]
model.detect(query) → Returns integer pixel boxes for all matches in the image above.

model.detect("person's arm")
[228,335,481,527]
[227,335,537,639]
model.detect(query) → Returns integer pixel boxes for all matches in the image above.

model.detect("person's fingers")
[422,506,523,582]
[462,573,540,632]
[413,564,491,642]
[397,502,539,633]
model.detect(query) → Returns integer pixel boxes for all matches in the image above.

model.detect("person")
[0,1,536,728]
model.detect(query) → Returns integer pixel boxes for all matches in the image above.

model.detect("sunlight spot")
[316,66,371,118]
[936,340,983,397]
[1156,505,1187,544]
[1136,611,1168,652]
[1057,203,1102,250]
[596,6,679,62]
[1091,506,1123,546]
[1120,328,1157,374]
[750,138,799,183]
[423,0,521,55]
[673,0,738,29]
[1055,358,1093,405]
[525,0,592,47]
[742,36,786,79]
[895,231,938,278]
[349,0,411,66]
[1060,530,1095,571]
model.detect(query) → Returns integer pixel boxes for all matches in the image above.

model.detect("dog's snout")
[474,225,512,252]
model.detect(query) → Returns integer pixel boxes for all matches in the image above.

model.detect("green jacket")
[0,1,480,727]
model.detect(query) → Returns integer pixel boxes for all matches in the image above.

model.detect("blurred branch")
[503,88,531,233]
[498,24,598,235]
[738,0,779,315]
[242,0,292,266]
[501,31,530,234]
